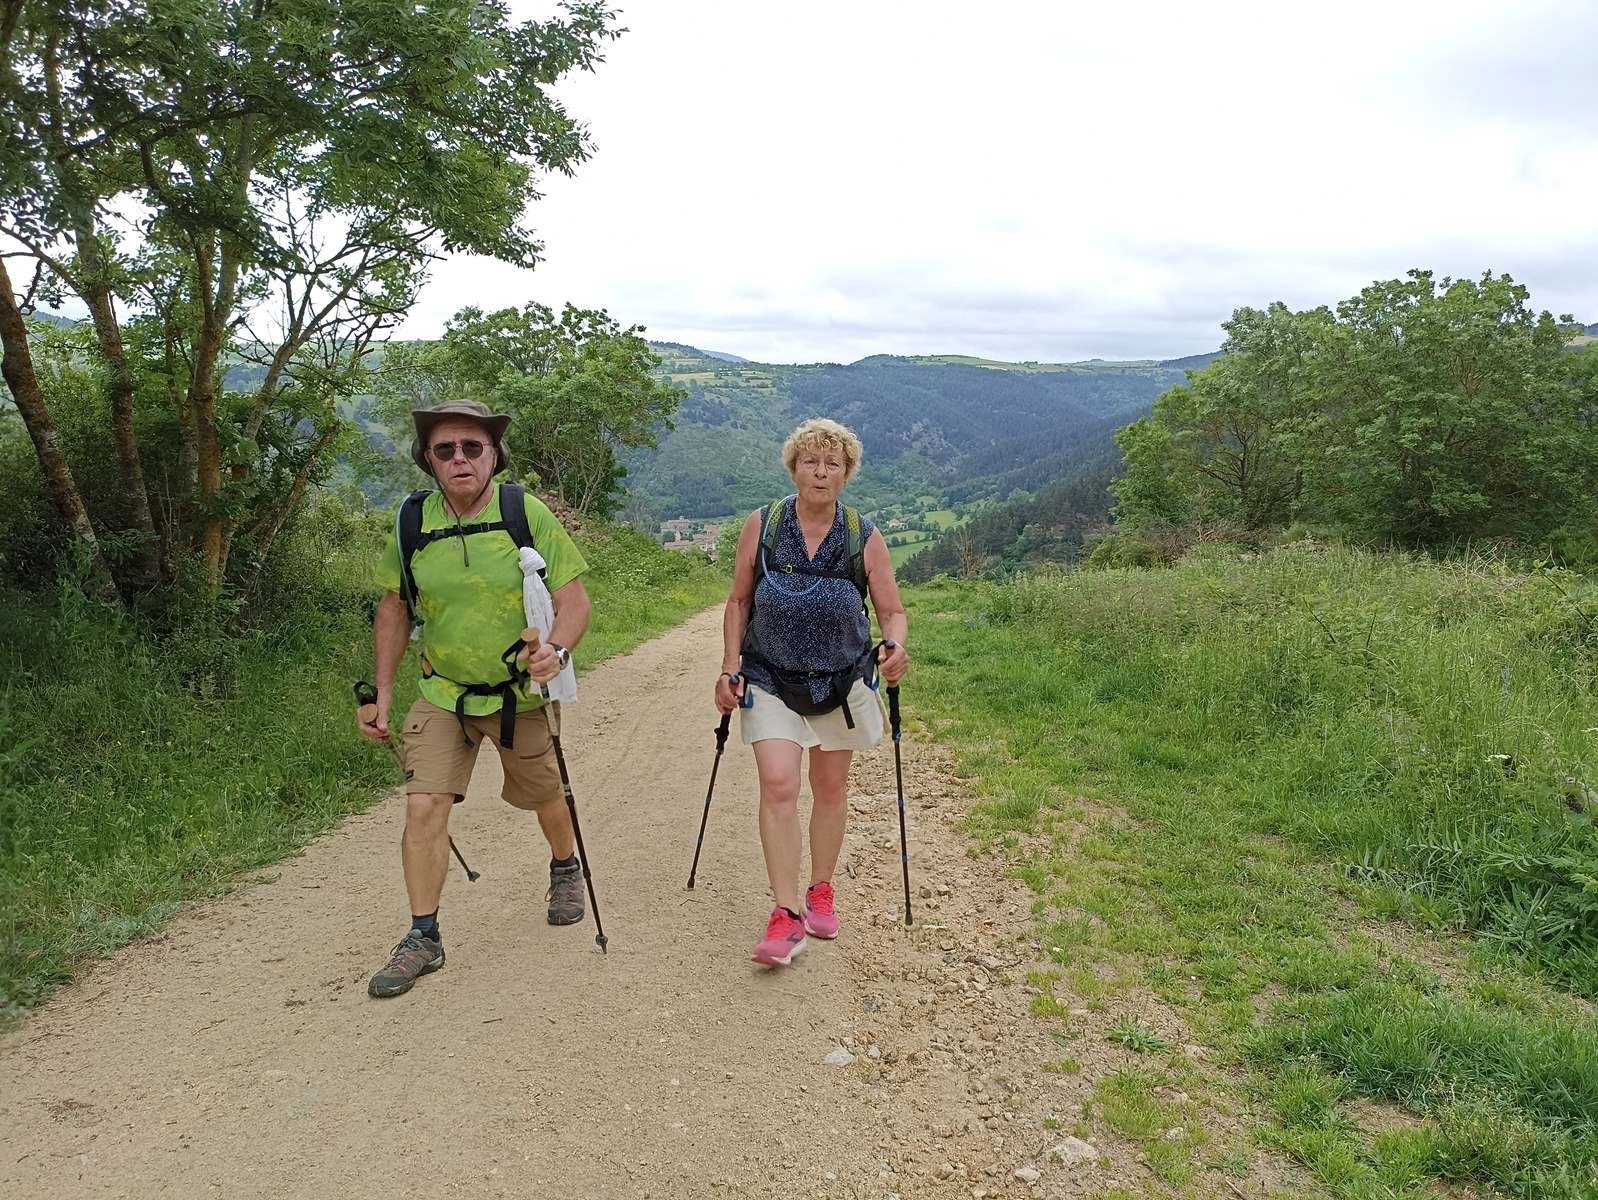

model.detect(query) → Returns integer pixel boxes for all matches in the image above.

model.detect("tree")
[377,302,682,518]
[0,258,118,601]
[1309,272,1592,546]
[1114,302,1325,533]
[0,0,620,598]
[1112,272,1598,550]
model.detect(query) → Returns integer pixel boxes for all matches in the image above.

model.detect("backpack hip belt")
[741,642,880,729]
[427,634,542,749]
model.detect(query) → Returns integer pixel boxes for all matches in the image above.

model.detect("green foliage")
[0,0,620,598]
[715,519,744,573]
[375,302,681,518]
[1105,1021,1170,1053]
[1115,273,1598,552]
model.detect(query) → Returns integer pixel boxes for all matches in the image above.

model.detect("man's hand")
[878,639,910,686]
[714,671,746,715]
[523,642,563,685]
[358,688,392,741]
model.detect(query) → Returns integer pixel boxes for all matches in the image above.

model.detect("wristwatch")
[548,643,571,670]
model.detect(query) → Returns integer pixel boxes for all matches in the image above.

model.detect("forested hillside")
[625,344,1189,521]
[898,462,1118,582]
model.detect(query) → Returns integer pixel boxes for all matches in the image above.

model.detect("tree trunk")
[162,308,193,569]
[191,319,225,589]
[76,224,163,584]
[188,234,237,594]
[244,423,339,582]
[0,256,120,605]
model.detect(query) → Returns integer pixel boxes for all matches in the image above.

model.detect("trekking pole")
[687,706,734,890]
[544,707,608,953]
[885,649,913,926]
[354,681,479,882]
[515,628,606,952]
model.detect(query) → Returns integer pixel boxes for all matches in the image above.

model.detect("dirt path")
[1,610,1272,1199]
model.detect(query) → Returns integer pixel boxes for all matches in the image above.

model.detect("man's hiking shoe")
[803,881,840,940]
[547,859,585,926]
[752,906,807,966]
[368,930,444,998]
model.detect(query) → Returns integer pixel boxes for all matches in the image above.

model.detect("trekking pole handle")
[354,680,382,729]
[715,710,731,752]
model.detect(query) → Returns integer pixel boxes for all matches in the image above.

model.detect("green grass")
[922,509,960,529]
[0,519,724,1025]
[905,545,1598,1199]
[888,539,933,568]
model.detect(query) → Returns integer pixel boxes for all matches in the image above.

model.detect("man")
[358,399,592,998]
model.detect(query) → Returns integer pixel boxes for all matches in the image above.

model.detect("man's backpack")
[395,481,540,627]
[755,495,867,610]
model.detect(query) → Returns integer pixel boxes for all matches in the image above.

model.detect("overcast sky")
[398,0,1598,365]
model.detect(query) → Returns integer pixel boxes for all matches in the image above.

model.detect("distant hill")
[649,341,747,364]
[27,310,80,331]
[1160,350,1222,371]
[627,345,1189,520]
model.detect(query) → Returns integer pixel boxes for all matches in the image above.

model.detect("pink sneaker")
[803,881,840,940]
[752,906,807,966]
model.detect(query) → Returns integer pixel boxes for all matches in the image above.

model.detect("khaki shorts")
[739,676,885,752]
[398,697,563,812]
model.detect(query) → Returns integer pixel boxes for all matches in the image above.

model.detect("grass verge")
[905,544,1598,1199]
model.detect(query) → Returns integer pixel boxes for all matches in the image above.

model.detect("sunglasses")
[428,439,486,462]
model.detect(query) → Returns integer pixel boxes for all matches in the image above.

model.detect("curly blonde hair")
[782,418,863,484]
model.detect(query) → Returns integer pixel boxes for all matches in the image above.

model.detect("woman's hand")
[878,639,910,686]
[714,671,746,715]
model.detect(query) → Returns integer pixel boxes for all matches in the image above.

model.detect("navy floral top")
[741,498,876,706]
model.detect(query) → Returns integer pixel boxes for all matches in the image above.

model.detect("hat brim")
[410,407,512,477]
[412,408,511,445]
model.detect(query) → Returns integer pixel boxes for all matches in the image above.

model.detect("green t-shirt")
[376,488,588,715]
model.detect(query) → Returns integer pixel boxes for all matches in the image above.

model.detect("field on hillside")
[888,538,933,568]
[904,547,1598,1199]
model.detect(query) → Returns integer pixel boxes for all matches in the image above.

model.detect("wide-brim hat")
[410,399,512,476]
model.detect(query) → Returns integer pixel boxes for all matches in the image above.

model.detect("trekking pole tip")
[596,933,608,954]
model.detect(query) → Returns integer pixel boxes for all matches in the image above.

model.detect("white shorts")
[739,676,886,751]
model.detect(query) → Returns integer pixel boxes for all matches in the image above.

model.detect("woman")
[715,418,911,966]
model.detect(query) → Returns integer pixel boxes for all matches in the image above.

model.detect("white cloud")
[397,0,1598,362]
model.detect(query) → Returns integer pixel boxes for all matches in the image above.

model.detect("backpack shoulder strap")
[497,481,546,584]
[756,496,789,582]
[498,482,536,552]
[397,489,431,624]
[843,504,867,607]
